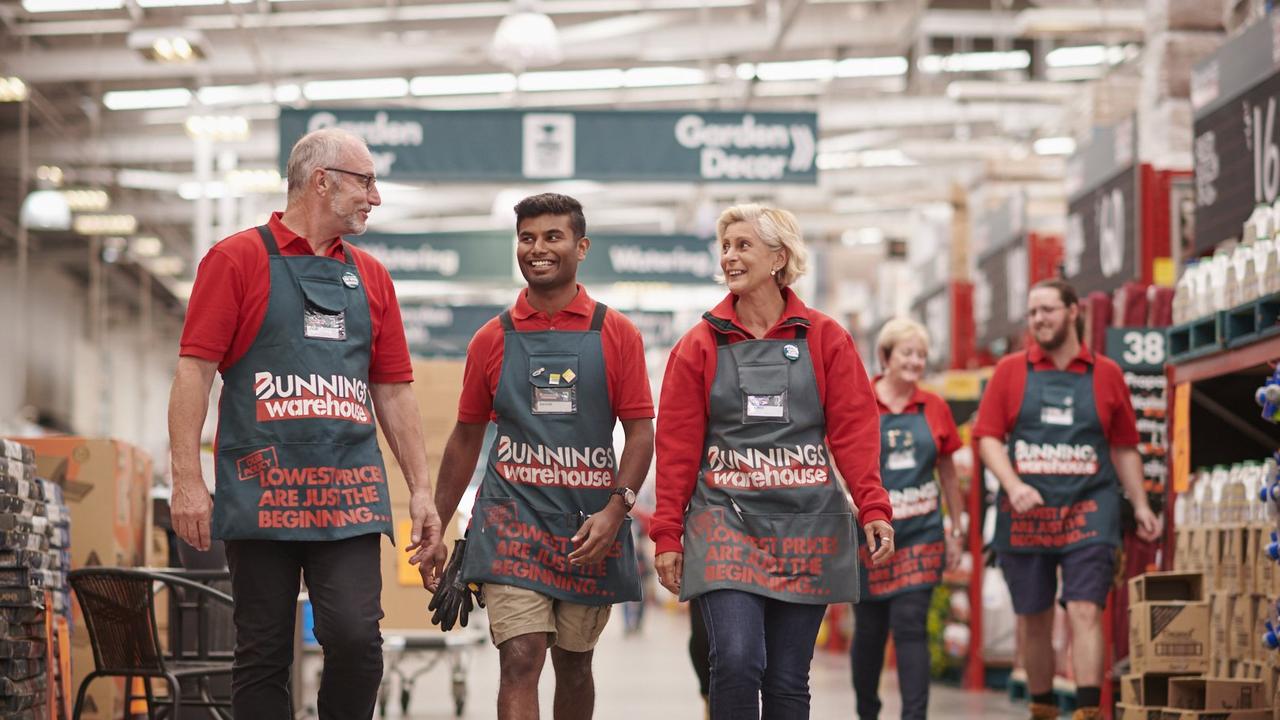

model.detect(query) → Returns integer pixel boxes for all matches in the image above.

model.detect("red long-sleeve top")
[649,289,892,555]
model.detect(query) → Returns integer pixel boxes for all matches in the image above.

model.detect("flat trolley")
[378,628,486,718]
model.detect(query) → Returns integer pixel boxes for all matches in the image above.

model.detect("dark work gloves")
[428,538,485,631]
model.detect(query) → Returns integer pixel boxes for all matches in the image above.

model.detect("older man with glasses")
[167,127,447,719]
[974,278,1161,720]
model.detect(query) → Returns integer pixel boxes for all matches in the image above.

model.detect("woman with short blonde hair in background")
[851,317,966,720]
[651,203,894,719]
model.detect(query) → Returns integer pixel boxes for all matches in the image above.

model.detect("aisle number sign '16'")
[280,108,819,184]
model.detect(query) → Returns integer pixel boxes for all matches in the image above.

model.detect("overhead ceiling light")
[19,190,72,231]
[1033,137,1076,155]
[274,84,302,103]
[490,0,562,72]
[36,166,64,187]
[755,59,836,82]
[919,50,1030,74]
[197,83,274,106]
[127,29,208,63]
[61,188,110,212]
[836,56,909,78]
[227,169,283,193]
[1045,44,1128,68]
[21,0,122,11]
[410,73,517,96]
[1016,7,1144,35]
[103,87,192,111]
[0,77,29,103]
[184,115,250,141]
[623,66,705,88]
[302,78,408,101]
[74,214,137,236]
[130,236,164,258]
[137,0,248,6]
[145,256,186,277]
[517,68,624,92]
[736,63,757,81]
[178,181,230,200]
[818,149,916,170]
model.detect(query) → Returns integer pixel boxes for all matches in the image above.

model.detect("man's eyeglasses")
[324,167,377,191]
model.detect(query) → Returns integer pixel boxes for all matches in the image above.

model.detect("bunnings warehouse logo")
[253,372,371,424]
[1013,440,1099,475]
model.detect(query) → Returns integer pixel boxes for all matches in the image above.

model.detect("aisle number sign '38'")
[280,108,819,184]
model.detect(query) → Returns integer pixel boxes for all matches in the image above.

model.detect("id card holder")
[304,305,347,340]
[530,355,579,415]
[738,361,790,424]
[298,276,350,342]
[1039,383,1075,426]
[886,449,917,471]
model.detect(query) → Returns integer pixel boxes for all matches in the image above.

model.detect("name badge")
[887,450,917,471]
[304,306,346,341]
[746,394,785,418]
[532,387,576,414]
[1041,406,1074,426]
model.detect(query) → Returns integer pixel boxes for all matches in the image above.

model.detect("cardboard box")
[1206,529,1224,590]
[1213,592,1236,662]
[1231,595,1261,662]
[1168,677,1265,710]
[15,437,151,720]
[1221,528,1249,594]
[1159,711,1269,720]
[1185,528,1204,574]
[1131,572,1207,602]
[1250,526,1274,599]
[1122,672,1197,706]
[1131,599,1211,673]
[1117,705,1167,720]
[1174,528,1191,572]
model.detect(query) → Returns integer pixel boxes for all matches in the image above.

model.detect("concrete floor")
[338,604,1028,720]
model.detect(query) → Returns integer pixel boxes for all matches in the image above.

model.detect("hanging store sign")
[401,303,506,358]
[280,108,819,184]
[1104,327,1169,496]
[351,232,514,282]
[1192,14,1280,253]
[579,236,716,284]
[1064,120,1140,296]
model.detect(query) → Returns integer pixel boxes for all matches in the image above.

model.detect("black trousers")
[850,588,933,720]
[225,533,384,720]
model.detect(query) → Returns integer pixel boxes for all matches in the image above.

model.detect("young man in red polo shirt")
[429,193,654,720]
[168,128,446,719]
[975,278,1161,720]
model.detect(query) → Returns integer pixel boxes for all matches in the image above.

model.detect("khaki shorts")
[482,583,611,652]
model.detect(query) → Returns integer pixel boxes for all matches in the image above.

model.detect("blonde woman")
[852,318,965,720]
[651,204,893,719]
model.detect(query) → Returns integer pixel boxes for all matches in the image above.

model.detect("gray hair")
[286,129,359,200]
[715,204,808,287]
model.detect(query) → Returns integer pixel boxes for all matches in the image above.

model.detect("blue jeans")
[699,590,828,720]
[850,589,933,720]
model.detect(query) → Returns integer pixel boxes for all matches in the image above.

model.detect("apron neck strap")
[499,310,515,332]
[589,302,608,332]
[256,225,281,256]
[793,325,807,340]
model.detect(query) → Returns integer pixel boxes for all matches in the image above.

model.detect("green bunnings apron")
[859,407,944,599]
[461,302,641,605]
[212,226,394,542]
[680,314,859,604]
[993,358,1121,554]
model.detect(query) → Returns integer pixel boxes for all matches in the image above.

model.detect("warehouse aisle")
[375,605,1027,719]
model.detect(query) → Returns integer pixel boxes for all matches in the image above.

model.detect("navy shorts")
[998,543,1116,616]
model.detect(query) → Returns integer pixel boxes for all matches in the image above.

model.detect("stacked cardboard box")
[1124,566,1279,718]
[15,437,151,720]
[0,439,72,720]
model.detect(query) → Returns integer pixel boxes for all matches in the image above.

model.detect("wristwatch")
[610,487,636,511]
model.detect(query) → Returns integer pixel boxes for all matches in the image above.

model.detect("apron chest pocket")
[299,276,349,341]
[738,362,790,424]
[529,355,579,415]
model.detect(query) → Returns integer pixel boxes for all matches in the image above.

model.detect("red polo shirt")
[973,344,1139,445]
[649,289,891,556]
[874,378,962,458]
[457,284,654,424]
[179,212,413,383]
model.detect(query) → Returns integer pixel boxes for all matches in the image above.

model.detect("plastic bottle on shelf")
[1254,234,1275,297]
[1235,242,1260,305]
[1210,465,1231,524]
[1240,461,1262,522]
[1194,257,1214,319]
[1210,249,1233,312]
[1173,262,1193,325]
[1192,467,1211,525]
